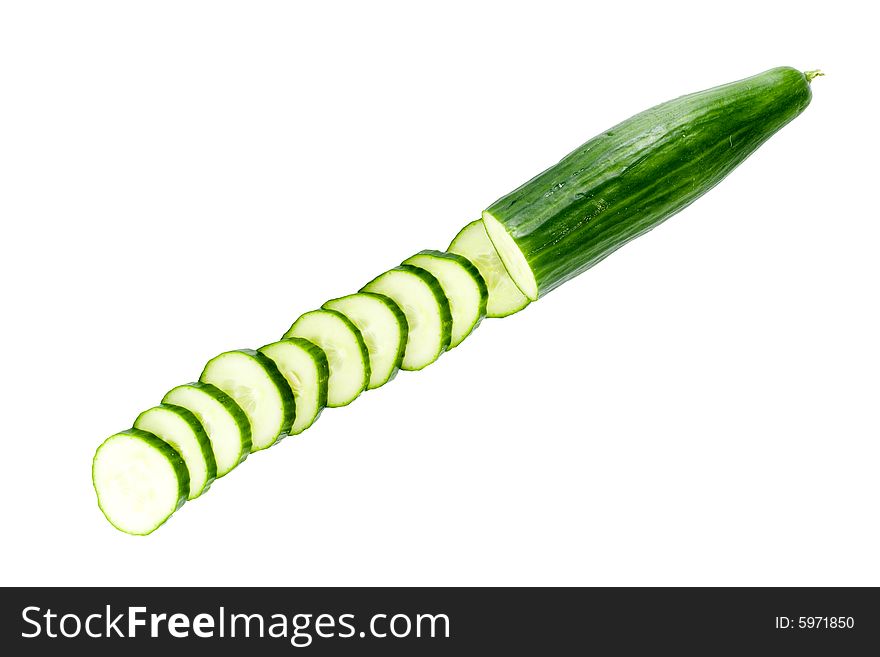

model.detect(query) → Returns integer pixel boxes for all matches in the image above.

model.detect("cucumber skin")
[484,67,814,298]
[413,249,489,331]
[92,427,189,536]
[163,381,253,473]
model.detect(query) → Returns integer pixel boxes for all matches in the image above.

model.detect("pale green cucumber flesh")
[199,349,296,451]
[361,265,452,371]
[93,428,189,535]
[162,381,252,477]
[283,309,370,407]
[259,337,329,434]
[134,403,217,499]
[322,292,408,389]
[402,250,487,349]
[448,219,531,318]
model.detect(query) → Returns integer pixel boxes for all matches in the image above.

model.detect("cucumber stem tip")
[804,70,825,83]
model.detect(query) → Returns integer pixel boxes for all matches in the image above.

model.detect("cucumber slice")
[259,338,329,434]
[448,219,530,318]
[402,250,487,349]
[361,265,452,371]
[93,428,189,535]
[133,404,217,500]
[322,292,407,389]
[162,382,252,477]
[199,349,296,451]
[283,309,370,407]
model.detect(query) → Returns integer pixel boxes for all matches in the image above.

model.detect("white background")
[1,0,877,587]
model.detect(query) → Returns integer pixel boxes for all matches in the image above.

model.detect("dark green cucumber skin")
[93,428,190,535]
[413,249,489,325]
[163,381,253,469]
[485,67,814,297]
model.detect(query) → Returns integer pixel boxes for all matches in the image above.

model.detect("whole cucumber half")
[483,67,820,300]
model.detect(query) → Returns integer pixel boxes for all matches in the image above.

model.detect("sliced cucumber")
[199,349,296,451]
[259,338,329,434]
[162,382,252,477]
[361,265,452,371]
[322,293,407,389]
[448,219,530,318]
[93,428,189,535]
[402,250,487,349]
[283,309,370,407]
[133,404,217,500]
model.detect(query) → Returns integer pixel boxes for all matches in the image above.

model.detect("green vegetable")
[361,265,452,370]
[322,293,408,389]
[93,428,189,535]
[134,404,217,499]
[259,338,330,434]
[200,349,296,451]
[402,250,487,348]
[284,309,370,407]
[448,220,530,317]
[482,67,819,300]
[162,382,252,477]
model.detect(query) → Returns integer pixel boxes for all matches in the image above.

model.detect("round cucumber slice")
[448,219,531,318]
[259,338,329,434]
[162,382,252,477]
[322,292,408,389]
[283,309,370,408]
[402,250,487,349]
[92,428,189,535]
[134,404,217,499]
[361,265,452,371]
[199,349,296,452]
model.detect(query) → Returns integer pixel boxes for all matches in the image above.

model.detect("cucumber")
[199,349,296,451]
[133,404,217,499]
[448,219,530,318]
[162,382,252,477]
[361,265,452,370]
[482,67,819,300]
[283,309,370,407]
[322,293,407,389]
[402,250,487,349]
[92,428,189,535]
[259,338,329,434]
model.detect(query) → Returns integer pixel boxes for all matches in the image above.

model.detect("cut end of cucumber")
[93,429,188,536]
[481,211,538,302]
